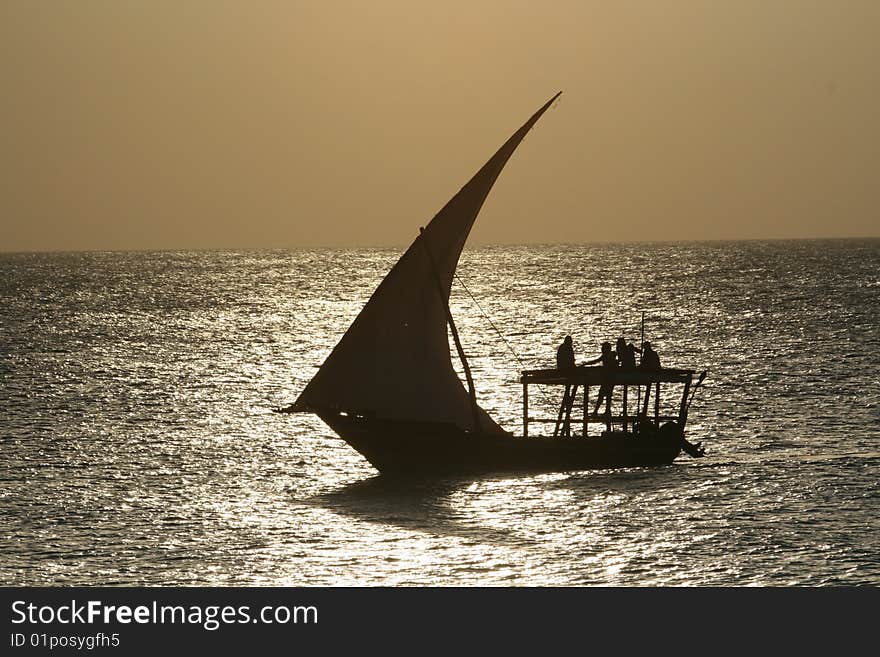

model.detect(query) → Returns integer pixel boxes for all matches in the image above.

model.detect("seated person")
[556,335,575,370]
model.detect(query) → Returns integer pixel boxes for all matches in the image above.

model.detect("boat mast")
[419,228,482,433]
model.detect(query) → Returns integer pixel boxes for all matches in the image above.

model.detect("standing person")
[586,341,616,417]
[554,335,577,437]
[617,338,640,426]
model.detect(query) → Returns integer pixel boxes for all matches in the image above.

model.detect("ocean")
[1,239,878,585]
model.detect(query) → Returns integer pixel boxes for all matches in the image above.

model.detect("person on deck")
[616,337,640,370]
[556,335,576,371]
[555,335,578,437]
[640,341,661,370]
[585,341,616,416]
[639,341,662,419]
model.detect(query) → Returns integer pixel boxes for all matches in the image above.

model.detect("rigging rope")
[453,271,553,405]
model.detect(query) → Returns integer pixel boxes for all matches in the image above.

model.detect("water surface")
[1,240,878,585]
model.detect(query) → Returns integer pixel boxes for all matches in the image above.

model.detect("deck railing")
[519,366,694,438]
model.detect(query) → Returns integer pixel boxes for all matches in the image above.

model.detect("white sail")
[294,92,561,432]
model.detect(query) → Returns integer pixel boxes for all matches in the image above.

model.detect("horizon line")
[2,235,879,256]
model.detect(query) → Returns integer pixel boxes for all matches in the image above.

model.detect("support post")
[582,384,588,438]
[563,384,578,437]
[623,384,629,433]
[523,382,529,438]
[679,375,692,426]
[654,381,660,426]
[553,385,569,437]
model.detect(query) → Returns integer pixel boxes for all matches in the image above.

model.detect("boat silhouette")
[279,92,706,475]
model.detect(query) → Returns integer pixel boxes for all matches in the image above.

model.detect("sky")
[2,1,878,252]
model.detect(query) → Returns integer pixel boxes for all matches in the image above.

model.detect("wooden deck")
[520,366,694,386]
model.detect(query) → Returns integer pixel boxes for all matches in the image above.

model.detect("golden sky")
[2,1,878,251]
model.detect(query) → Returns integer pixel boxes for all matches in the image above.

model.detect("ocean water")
[1,239,878,586]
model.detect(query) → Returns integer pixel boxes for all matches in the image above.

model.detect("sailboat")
[279,92,706,475]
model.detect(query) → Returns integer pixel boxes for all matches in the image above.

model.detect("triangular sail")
[294,92,561,432]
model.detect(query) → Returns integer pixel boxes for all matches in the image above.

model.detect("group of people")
[556,335,662,417]
[556,335,661,372]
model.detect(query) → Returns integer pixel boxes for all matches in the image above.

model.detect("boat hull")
[318,412,684,476]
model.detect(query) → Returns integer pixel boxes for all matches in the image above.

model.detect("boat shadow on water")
[536,463,695,497]
[306,475,525,546]
[306,465,692,545]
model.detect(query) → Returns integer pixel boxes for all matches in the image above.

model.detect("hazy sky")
[2,1,878,251]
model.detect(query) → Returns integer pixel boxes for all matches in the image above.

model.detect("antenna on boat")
[637,311,646,413]
[640,311,646,349]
